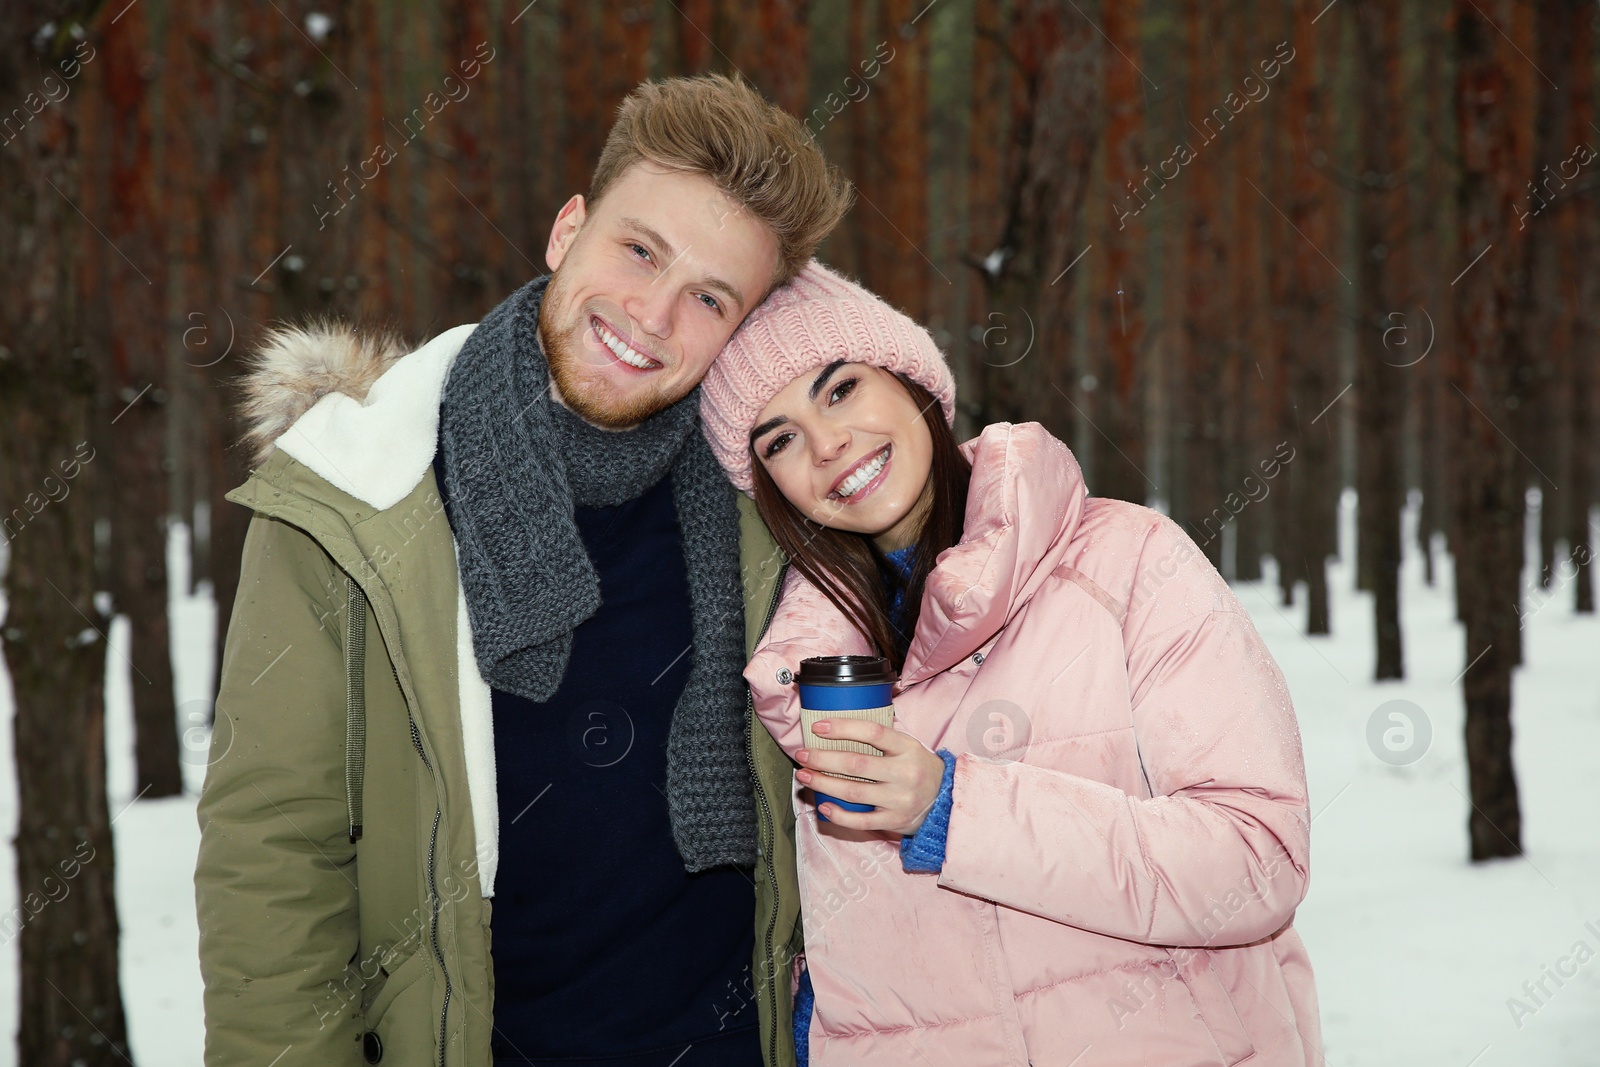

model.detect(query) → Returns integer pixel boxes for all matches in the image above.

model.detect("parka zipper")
[746,562,789,1067]
[408,709,452,1067]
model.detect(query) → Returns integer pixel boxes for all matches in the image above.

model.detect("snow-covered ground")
[1278,492,1600,1066]
[0,492,1595,1066]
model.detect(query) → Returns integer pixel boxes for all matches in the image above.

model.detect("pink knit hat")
[699,260,956,494]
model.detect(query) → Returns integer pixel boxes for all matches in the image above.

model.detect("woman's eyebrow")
[750,361,850,446]
[808,360,848,401]
[749,414,788,446]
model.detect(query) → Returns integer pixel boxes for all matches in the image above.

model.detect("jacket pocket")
[1166,949,1255,1066]
[363,943,428,1030]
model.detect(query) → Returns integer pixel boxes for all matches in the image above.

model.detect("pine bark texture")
[1452,0,1532,861]
[1353,0,1407,679]
[1,6,134,1063]
[1278,0,1340,636]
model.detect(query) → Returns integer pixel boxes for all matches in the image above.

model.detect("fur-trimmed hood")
[238,322,411,466]
[236,320,480,511]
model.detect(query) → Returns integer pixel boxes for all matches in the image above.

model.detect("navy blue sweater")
[432,452,760,1066]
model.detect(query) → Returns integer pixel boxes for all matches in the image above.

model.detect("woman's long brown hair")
[750,373,971,671]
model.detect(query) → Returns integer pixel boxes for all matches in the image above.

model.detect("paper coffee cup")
[795,655,898,817]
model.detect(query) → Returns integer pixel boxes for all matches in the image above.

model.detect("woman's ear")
[546,194,587,272]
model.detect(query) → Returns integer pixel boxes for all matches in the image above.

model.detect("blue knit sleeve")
[793,964,815,1066]
[900,748,957,873]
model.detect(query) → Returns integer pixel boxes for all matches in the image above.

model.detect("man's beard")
[538,270,684,430]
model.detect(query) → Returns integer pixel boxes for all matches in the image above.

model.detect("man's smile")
[590,315,661,371]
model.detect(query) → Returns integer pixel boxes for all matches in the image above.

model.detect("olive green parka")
[195,323,802,1067]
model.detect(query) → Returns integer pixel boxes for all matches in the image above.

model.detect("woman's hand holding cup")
[797,718,947,835]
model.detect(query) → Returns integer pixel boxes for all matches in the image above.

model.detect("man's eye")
[697,292,721,313]
[629,243,652,262]
[829,377,858,404]
[763,432,793,459]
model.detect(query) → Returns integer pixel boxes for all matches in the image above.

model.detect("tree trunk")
[1413,0,1454,594]
[97,0,183,797]
[504,0,565,290]
[0,6,135,1064]
[851,0,930,323]
[562,1,604,196]
[717,0,809,115]
[1176,0,1225,569]
[920,0,970,399]
[1256,0,1297,607]
[1516,0,1586,608]
[1353,0,1406,679]
[1265,12,1298,609]
[161,0,213,613]
[1519,0,1577,594]
[1227,7,1272,584]
[354,0,397,309]
[1280,0,1338,634]
[1564,0,1597,614]
[1453,0,1533,862]
[1094,0,1148,507]
[205,0,281,698]
[439,0,498,314]
[673,0,716,72]
[963,0,1013,434]
[980,0,1102,448]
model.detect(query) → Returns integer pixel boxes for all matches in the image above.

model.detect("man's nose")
[625,279,676,340]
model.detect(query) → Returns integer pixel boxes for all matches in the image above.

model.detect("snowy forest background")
[1,0,1598,1064]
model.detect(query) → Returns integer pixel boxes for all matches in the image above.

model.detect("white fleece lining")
[276,321,501,897]
[454,544,499,896]
[278,324,478,512]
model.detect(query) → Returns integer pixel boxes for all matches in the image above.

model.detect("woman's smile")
[828,444,892,502]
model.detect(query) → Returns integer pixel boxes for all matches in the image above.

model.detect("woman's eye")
[763,432,793,459]
[829,377,858,404]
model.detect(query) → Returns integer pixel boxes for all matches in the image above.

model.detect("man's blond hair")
[589,74,853,289]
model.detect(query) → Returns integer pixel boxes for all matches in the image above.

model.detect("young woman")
[699,263,1321,1067]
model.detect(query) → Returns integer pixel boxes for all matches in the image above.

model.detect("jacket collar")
[901,422,1088,683]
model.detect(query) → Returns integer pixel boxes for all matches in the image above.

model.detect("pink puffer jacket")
[747,422,1321,1067]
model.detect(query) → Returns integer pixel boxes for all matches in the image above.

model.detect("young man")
[195,75,850,1067]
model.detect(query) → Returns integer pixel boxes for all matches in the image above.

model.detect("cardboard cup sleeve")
[799,704,895,783]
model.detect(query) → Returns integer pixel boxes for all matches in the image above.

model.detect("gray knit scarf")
[437,276,756,871]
